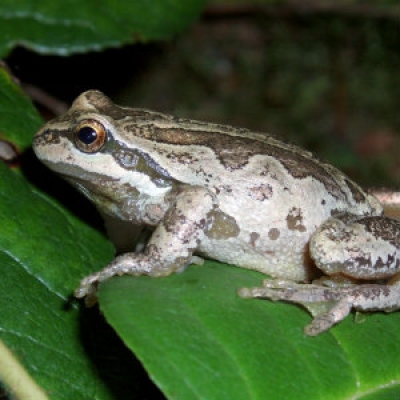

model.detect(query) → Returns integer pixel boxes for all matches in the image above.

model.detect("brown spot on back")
[268,228,280,240]
[249,232,260,247]
[248,184,273,201]
[207,210,240,240]
[286,207,307,232]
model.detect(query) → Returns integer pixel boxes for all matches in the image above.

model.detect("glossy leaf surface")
[0,0,205,56]
[99,263,400,400]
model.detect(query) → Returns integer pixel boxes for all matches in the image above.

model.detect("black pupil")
[78,126,97,144]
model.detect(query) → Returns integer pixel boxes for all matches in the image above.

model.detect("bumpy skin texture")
[33,90,400,335]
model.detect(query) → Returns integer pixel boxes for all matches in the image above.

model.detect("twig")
[22,84,69,116]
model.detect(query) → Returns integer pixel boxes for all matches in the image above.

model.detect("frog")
[32,90,400,336]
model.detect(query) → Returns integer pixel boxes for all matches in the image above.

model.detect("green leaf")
[0,161,119,399]
[99,263,400,400]
[0,66,43,151]
[0,0,206,57]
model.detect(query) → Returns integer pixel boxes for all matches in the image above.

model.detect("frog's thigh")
[310,214,400,279]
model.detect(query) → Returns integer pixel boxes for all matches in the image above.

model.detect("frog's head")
[33,90,174,216]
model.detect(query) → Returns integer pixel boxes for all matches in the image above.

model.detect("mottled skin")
[33,90,400,335]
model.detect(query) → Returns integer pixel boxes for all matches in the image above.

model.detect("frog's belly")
[198,230,315,281]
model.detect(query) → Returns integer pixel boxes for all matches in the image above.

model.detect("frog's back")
[83,90,382,218]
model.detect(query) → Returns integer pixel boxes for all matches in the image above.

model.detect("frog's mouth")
[63,174,130,217]
[38,156,121,205]
[40,156,119,187]
[63,173,119,199]
[41,159,98,182]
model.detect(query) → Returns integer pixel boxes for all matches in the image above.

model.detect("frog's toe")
[237,287,254,298]
[74,286,87,299]
[303,298,352,336]
[237,285,293,301]
[74,273,101,303]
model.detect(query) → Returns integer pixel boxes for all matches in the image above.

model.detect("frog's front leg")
[74,186,216,300]
[240,214,400,335]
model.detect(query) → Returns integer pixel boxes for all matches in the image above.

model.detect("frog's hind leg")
[239,213,400,335]
[239,276,400,335]
[310,213,400,280]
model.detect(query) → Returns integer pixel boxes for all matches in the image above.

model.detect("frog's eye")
[74,120,107,153]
